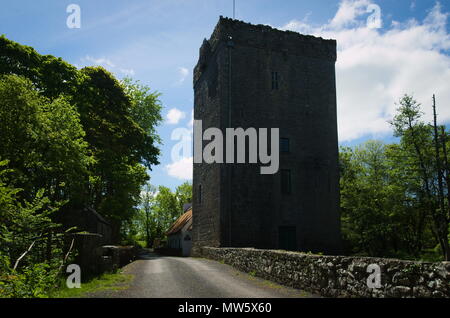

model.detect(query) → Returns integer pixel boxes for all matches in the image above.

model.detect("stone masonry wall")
[193,16,342,254]
[198,247,450,298]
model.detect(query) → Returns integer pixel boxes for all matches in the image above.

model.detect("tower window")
[198,184,202,204]
[271,71,279,90]
[281,169,291,194]
[280,138,290,153]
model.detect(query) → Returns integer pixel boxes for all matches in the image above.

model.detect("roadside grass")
[260,279,283,289]
[50,270,133,298]
[240,269,314,297]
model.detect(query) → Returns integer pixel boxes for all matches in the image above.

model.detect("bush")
[0,161,68,298]
[0,262,59,298]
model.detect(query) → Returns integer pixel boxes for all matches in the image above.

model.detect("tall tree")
[175,182,192,212]
[140,183,158,247]
[391,94,449,260]
[0,36,163,244]
[0,74,92,204]
[431,95,450,260]
[340,141,397,256]
[122,77,163,150]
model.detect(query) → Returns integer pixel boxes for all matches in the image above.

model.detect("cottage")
[166,206,193,257]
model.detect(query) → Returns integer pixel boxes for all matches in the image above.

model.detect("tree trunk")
[432,95,450,261]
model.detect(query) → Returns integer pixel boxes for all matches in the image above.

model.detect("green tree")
[1,36,163,250]
[0,160,66,298]
[154,186,179,234]
[390,95,449,260]
[140,183,158,247]
[72,67,161,242]
[0,35,79,100]
[0,74,92,204]
[340,141,397,256]
[0,35,164,296]
[122,77,163,148]
[175,182,192,212]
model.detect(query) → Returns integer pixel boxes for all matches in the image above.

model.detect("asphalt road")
[89,252,317,298]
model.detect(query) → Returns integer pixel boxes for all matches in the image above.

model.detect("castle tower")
[192,17,342,255]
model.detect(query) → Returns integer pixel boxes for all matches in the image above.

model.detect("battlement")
[213,16,336,50]
[194,16,337,85]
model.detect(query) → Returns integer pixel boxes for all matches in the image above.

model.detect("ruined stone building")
[192,17,342,255]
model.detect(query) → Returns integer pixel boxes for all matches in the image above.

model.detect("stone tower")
[192,17,342,255]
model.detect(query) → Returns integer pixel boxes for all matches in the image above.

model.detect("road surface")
[88,252,317,298]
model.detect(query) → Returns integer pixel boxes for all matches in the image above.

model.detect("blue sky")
[1,0,449,190]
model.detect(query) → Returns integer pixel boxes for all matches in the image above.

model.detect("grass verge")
[50,270,133,298]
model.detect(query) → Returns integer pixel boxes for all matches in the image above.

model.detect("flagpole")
[233,0,235,19]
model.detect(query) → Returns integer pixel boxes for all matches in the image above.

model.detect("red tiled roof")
[166,208,192,236]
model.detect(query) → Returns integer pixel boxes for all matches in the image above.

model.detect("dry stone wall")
[198,247,449,298]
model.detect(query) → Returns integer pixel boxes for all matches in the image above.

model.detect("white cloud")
[166,157,193,180]
[329,0,371,29]
[119,68,135,76]
[188,109,194,127]
[177,67,189,84]
[282,0,450,142]
[81,55,135,76]
[83,55,116,68]
[166,108,186,125]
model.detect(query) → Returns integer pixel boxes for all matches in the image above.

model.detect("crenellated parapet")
[194,16,337,86]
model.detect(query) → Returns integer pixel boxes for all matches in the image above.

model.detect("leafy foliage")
[0,74,92,203]
[0,36,163,297]
[0,161,65,297]
[341,95,450,261]
[134,183,192,247]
